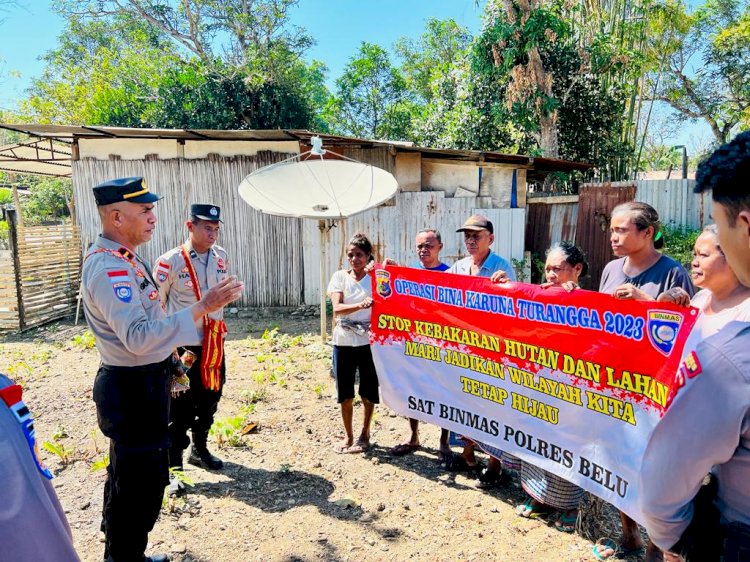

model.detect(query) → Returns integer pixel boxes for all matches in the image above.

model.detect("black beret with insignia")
[190,204,222,222]
[93,177,161,206]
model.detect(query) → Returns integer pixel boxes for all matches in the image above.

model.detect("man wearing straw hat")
[155,203,232,497]
[83,178,242,562]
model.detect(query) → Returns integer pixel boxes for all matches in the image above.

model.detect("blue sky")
[0,0,708,149]
[0,1,483,106]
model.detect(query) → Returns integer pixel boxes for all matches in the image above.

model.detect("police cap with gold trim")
[93,177,161,206]
[190,203,222,223]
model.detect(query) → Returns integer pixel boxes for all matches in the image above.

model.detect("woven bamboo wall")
[0,250,18,329]
[72,152,304,307]
[0,221,81,331]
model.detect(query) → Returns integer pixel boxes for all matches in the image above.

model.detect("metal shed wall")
[73,152,304,307]
[302,191,526,304]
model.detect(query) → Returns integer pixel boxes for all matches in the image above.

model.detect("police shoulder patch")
[107,270,133,302]
[113,282,132,302]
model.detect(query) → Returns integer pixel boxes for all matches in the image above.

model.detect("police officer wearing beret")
[154,204,231,496]
[82,178,243,562]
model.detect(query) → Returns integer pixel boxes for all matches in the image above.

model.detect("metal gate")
[575,182,637,290]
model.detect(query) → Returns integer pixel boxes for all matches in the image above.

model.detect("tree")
[394,18,473,104]
[147,59,322,129]
[649,0,750,144]
[21,14,179,125]
[22,177,73,224]
[22,5,329,130]
[470,0,632,172]
[53,0,312,78]
[325,43,411,139]
[478,0,566,157]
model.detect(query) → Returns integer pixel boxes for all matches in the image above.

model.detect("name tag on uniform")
[108,270,132,303]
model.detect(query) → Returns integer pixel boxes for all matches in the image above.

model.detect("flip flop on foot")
[333,441,353,454]
[554,510,578,533]
[516,499,551,519]
[334,442,368,454]
[389,442,420,456]
[592,537,645,560]
[354,439,371,452]
[592,538,618,560]
[445,455,483,476]
[437,450,454,466]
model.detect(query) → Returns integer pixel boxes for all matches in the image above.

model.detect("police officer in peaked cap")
[155,203,231,497]
[81,177,243,562]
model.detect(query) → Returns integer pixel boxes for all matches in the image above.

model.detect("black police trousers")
[168,345,225,467]
[93,361,171,562]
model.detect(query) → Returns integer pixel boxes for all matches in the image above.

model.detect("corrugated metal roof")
[0,139,72,177]
[0,123,592,173]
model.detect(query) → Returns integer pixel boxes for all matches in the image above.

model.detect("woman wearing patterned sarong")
[512,242,588,531]
[485,242,588,531]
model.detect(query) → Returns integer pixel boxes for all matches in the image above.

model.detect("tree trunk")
[527,46,559,158]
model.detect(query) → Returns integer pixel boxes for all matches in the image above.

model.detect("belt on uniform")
[100,358,171,372]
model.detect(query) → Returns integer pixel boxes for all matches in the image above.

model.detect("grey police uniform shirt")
[82,235,199,366]
[447,250,517,280]
[0,374,80,562]
[639,320,750,550]
[599,255,694,299]
[154,241,229,340]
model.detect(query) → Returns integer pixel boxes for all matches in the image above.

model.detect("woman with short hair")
[515,242,588,531]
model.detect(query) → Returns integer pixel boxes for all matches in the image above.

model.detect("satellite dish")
[238,137,399,219]
[237,137,400,342]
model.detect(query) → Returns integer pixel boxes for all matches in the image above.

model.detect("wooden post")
[10,176,23,230]
[319,219,327,343]
[7,209,25,331]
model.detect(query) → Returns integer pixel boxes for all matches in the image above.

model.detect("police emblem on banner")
[375,269,392,299]
[647,310,683,356]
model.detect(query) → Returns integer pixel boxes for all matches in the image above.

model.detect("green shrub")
[663,224,701,269]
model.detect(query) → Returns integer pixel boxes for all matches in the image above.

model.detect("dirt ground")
[0,309,645,562]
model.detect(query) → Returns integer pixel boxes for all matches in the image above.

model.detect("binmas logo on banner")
[369,265,698,523]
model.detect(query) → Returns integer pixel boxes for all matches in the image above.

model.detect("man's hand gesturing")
[191,276,244,320]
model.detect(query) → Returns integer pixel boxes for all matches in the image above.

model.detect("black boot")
[188,434,223,470]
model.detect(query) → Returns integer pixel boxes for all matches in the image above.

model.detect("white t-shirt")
[327,269,373,347]
[682,289,750,358]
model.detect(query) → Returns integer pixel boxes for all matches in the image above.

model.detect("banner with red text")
[370,265,698,522]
